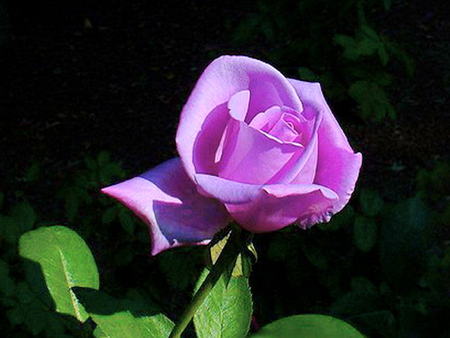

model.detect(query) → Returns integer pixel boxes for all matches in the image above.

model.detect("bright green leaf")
[193,269,253,338]
[75,288,174,338]
[209,232,256,278]
[354,216,378,252]
[19,226,99,322]
[250,314,365,338]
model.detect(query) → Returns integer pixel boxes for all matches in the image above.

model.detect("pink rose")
[102,56,362,255]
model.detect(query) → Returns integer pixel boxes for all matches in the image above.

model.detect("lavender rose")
[102,56,362,255]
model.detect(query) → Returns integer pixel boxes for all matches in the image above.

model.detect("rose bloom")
[102,56,362,255]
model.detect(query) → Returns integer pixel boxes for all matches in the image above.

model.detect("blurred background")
[1,0,449,337]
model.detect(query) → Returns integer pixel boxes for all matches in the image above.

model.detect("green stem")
[168,226,245,338]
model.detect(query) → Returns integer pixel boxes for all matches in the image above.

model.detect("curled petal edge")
[102,158,230,255]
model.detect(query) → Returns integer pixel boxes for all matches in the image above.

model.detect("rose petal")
[217,117,303,184]
[195,173,338,232]
[289,79,363,213]
[177,56,303,181]
[228,90,250,121]
[102,158,230,255]
[195,173,263,204]
[192,102,230,176]
[249,106,306,143]
[265,106,321,185]
[228,183,339,232]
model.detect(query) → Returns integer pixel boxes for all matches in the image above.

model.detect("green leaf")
[297,67,318,82]
[7,282,70,336]
[379,195,431,292]
[349,80,396,121]
[19,226,99,322]
[193,269,253,338]
[377,44,389,66]
[331,289,395,338]
[250,314,365,337]
[0,214,19,243]
[75,288,174,338]
[24,162,41,182]
[119,208,136,235]
[353,216,378,252]
[209,231,256,278]
[300,237,329,270]
[97,151,111,167]
[319,205,355,231]
[11,201,37,233]
[102,206,118,224]
[0,259,15,298]
[359,189,384,217]
[0,202,36,244]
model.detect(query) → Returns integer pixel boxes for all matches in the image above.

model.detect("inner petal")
[217,118,303,185]
[228,90,250,121]
[249,106,284,132]
[249,106,310,144]
[268,113,304,143]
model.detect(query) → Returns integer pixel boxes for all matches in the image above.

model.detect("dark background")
[1,0,449,188]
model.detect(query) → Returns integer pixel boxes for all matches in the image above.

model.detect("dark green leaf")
[250,314,365,338]
[19,226,99,322]
[379,195,431,292]
[0,259,15,298]
[0,214,20,243]
[97,151,111,167]
[102,206,118,224]
[11,201,36,233]
[360,189,384,217]
[193,269,253,338]
[75,288,174,338]
[119,208,136,235]
[24,162,41,182]
[319,205,355,231]
[353,216,378,252]
[7,282,69,336]
[349,80,396,121]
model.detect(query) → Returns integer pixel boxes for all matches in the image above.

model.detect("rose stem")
[168,225,246,338]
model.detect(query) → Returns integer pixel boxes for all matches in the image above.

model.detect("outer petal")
[195,173,338,232]
[228,184,339,232]
[177,56,303,181]
[101,158,230,255]
[288,79,363,214]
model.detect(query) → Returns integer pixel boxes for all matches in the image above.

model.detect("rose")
[102,56,362,255]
